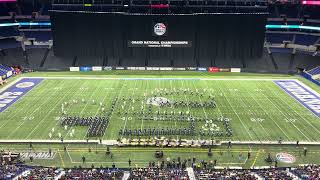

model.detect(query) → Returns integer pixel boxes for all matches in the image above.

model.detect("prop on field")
[117,137,220,147]
[199,118,232,137]
[155,151,164,158]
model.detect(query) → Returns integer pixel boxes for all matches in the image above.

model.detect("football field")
[0,73,319,142]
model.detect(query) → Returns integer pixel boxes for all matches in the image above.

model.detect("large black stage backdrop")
[51,12,267,67]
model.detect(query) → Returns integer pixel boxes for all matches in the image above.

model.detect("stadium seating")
[0,164,30,180]
[255,168,294,180]
[60,168,124,179]
[0,26,20,38]
[307,66,320,75]
[195,169,257,180]
[290,165,320,180]
[266,34,294,44]
[129,168,189,180]
[24,167,62,179]
[294,34,319,46]
[0,64,13,80]
[4,164,320,180]
[0,38,21,49]
[23,31,52,41]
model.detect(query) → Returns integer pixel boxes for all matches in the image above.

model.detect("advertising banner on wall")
[186,67,197,71]
[104,66,112,71]
[69,67,80,72]
[197,67,207,71]
[219,68,231,72]
[115,67,125,70]
[146,67,160,70]
[159,67,173,71]
[80,66,92,72]
[92,66,102,71]
[208,67,219,73]
[231,68,241,72]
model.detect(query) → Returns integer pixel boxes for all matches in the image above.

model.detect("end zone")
[0,78,43,113]
[274,80,320,117]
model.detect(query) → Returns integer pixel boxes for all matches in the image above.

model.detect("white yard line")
[273,90,320,136]
[39,80,85,140]
[261,82,311,141]
[81,80,116,139]
[140,80,149,130]
[0,77,23,93]
[77,80,106,139]
[120,80,138,139]
[181,80,191,112]
[24,80,75,139]
[78,81,105,117]
[190,80,208,119]
[0,79,50,130]
[268,82,320,139]
[201,80,238,141]
[6,80,66,138]
[277,79,320,119]
[214,81,254,141]
[169,80,179,140]
[233,81,272,141]
[62,80,94,139]
[25,76,298,81]
[294,79,320,98]
[101,81,126,139]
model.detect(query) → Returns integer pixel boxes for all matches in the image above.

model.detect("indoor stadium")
[0,0,320,179]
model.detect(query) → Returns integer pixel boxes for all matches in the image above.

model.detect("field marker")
[80,80,107,139]
[58,150,65,167]
[0,77,23,93]
[0,79,49,130]
[262,82,311,141]
[81,80,116,139]
[237,82,275,141]
[254,82,292,140]
[43,80,90,140]
[215,81,254,141]
[191,80,208,118]
[6,80,65,138]
[250,149,262,168]
[120,80,137,139]
[202,80,230,140]
[272,81,320,137]
[232,81,272,141]
[25,80,80,139]
[25,76,298,81]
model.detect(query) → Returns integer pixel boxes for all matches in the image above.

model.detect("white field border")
[16,76,299,81]
[1,76,320,144]
[0,77,23,93]
[274,79,320,118]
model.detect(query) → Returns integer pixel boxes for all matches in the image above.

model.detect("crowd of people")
[255,168,294,180]
[2,163,320,179]
[195,169,257,180]
[129,168,189,180]
[291,165,320,180]
[0,164,29,180]
[21,167,62,179]
[59,168,124,180]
